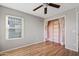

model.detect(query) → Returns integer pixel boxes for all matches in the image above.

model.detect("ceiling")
[0,3,79,19]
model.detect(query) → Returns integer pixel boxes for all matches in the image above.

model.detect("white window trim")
[6,15,24,40]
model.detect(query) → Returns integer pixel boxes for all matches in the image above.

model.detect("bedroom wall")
[0,6,44,51]
[44,8,78,52]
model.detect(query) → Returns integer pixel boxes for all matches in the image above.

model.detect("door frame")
[47,15,66,46]
[76,12,79,51]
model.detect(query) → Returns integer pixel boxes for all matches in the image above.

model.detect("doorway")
[47,17,65,45]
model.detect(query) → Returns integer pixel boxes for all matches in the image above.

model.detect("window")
[6,15,24,40]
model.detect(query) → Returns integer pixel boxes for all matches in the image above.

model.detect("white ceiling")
[0,3,79,18]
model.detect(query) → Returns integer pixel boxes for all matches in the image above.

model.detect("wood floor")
[0,41,79,56]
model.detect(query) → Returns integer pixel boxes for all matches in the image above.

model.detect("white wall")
[0,6,44,51]
[44,8,78,52]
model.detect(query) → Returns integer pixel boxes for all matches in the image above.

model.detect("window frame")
[6,15,24,40]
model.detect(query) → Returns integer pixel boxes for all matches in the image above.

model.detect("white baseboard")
[65,46,78,52]
[0,41,43,53]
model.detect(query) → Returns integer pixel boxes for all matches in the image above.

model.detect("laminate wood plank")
[0,41,79,56]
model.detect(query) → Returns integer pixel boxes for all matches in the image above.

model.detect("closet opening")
[47,17,65,46]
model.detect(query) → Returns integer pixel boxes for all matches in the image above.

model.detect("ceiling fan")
[33,3,60,14]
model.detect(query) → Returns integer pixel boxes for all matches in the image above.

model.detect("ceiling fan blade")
[33,5,43,11]
[44,7,47,14]
[48,3,60,8]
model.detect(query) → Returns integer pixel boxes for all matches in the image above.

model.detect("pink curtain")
[44,17,64,45]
